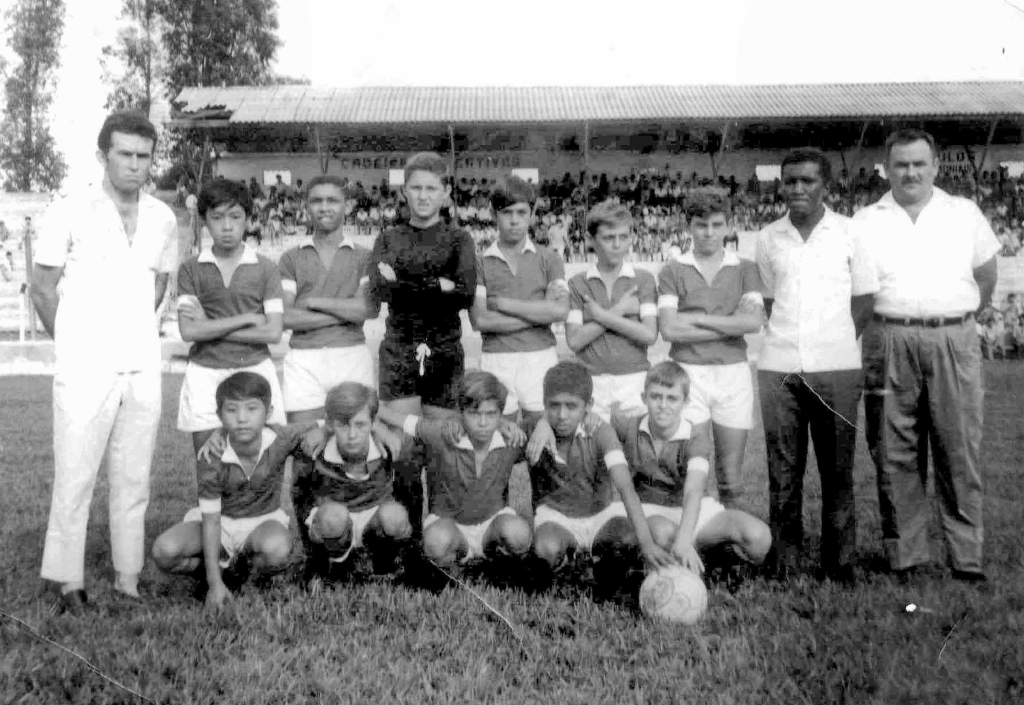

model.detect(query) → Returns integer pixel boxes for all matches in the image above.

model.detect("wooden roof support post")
[448,124,457,182]
[852,120,869,173]
[979,118,999,177]
[711,121,730,180]
[583,120,591,210]
[312,124,329,174]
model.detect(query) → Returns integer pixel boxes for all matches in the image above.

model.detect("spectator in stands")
[249,177,262,200]
[0,220,8,244]
[1,251,14,282]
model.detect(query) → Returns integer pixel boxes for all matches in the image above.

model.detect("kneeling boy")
[292,382,412,573]
[617,361,771,573]
[378,371,532,566]
[528,361,674,571]
[152,373,316,607]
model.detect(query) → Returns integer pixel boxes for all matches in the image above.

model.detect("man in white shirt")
[31,111,178,613]
[756,148,877,583]
[855,129,999,583]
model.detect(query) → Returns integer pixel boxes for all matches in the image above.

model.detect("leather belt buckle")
[924,317,942,328]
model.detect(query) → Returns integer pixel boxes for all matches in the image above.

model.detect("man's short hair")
[644,361,690,398]
[490,175,536,211]
[686,197,731,221]
[457,370,508,412]
[403,152,448,184]
[97,111,158,155]
[216,372,272,412]
[325,382,379,423]
[304,174,347,198]
[781,148,833,185]
[543,361,593,403]
[885,128,938,161]
[586,201,632,237]
[198,179,253,218]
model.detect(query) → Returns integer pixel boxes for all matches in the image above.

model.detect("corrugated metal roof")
[172,81,1024,125]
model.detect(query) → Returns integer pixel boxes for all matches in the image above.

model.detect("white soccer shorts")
[591,371,648,422]
[641,498,726,538]
[424,507,517,562]
[305,504,380,563]
[478,348,559,415]
[177,359,286,432]
[533,502,628,552]
[679,361,754,430]
[183,507,290,568]
[282,345,375,413]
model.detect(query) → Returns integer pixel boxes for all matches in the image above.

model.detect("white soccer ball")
[639,566,708,625]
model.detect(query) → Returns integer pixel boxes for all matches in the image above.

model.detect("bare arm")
[223,311,284,344]
[691,295,764,336]
[973,256,998,313]
[490,294,569,325]
[851,293,875,338]
[608,463,675,569]
[201,513,229,605]
[303,284,379,324]
[179,310,260,343]
[30,264,63,338]
[564,319,607,352]
[154,273,170,310]
[657,309,728,343]
[470,294,533,333]
[282,288,339,332]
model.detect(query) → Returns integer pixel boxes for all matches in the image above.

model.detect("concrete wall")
[214,145,1024,187]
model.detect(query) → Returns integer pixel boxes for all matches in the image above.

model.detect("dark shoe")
[51,589,89,616]
[822,565,856,585]
[892,564,930,585]
[952,569,987,583]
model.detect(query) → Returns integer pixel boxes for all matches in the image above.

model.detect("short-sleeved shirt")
[475,238,566,354]
[617,415,711,507]
[757,208,877,373]
[177,246,284,369]
[529,421,627,518]
[197,423,311,519]
[279,236,371,350]
[291,433,393,517]
[657,251,762,365]
[853,188,1000,317]
[567,263,658,375]
[403,416,524,525]
[33,185,178,375]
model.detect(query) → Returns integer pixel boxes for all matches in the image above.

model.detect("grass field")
[1,367,1023,704]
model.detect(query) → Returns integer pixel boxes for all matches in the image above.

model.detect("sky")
[5,0,1024,190]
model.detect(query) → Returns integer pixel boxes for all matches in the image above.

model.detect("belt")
[873,312,972,328]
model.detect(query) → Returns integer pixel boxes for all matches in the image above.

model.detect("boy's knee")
[533,531,568,568]
[745,521,773,563]
[151,535,178,570]
[422,522,460,565]
[315,503,351,541]
[376,501,412,540]
[648,517,676,549]
[497,516,533,555]
[259,531,294,567]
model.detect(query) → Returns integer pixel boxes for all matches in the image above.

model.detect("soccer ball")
[639,566,708,625]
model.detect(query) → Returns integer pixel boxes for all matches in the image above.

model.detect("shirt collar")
[219,427,278,469]
[874,186,950,211]
[482,237,537,262]
[198,244,259,265]
[675,250,741,268]
[323,434,383,466]
[585,262,637,280]
[638,415,692,442]
[298,235,356,251]
[774,205,843,237]
[453,430,507,453]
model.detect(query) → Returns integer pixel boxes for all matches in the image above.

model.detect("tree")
[100,0,164,117]
[0,0,67,192]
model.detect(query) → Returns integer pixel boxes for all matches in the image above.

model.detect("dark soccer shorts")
[378,336,464,410]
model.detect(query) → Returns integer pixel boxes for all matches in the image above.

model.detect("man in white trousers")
[31,111,178,614]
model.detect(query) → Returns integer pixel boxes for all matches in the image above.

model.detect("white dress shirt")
[756,207,877,373]
[853,188,1000,317]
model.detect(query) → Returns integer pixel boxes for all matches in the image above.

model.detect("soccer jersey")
[476,238,566,353]
[529,421,627,518]
[368,221,476,345]
[617,415,711,507]
[177,246,284,369]
[196,423,314,519]
[279,236,371,350]
[291,433,393,519]
[403,416,524,525]
[567,263,658,375]
[657,251,761,365]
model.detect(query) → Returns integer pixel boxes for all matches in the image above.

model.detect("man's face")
[781,161,826,218]
[496,201,532,246]
[403,170,448,221]
[642,381,687,434]
[99,131,154,194]
[690,213,730,256]
[544,392,590,439]
[205,202,247,252]
[328,405,373,461]
[590,223,632,267]
[218,397,270,447]
[888,139,937,204]
[461,399,502,446]
[307,184,346,234]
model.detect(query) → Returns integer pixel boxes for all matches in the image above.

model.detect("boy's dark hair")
[885,128,938,161]
[686,197,731,221]
[216,372,272,412]
[543,361,593,403]
[781,148,833,185]
[586,200,632,237]
[97,111,158,155]
[325,382,379,423]
[457,370,508,412]
[198,179,254,218]
[403,152,449,185]
[305,174,347,198]
[490,175,536,212]
[644,361,690,399]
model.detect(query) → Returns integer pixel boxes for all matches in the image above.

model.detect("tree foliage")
[100,0,164,116]
[0,0,67,192]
